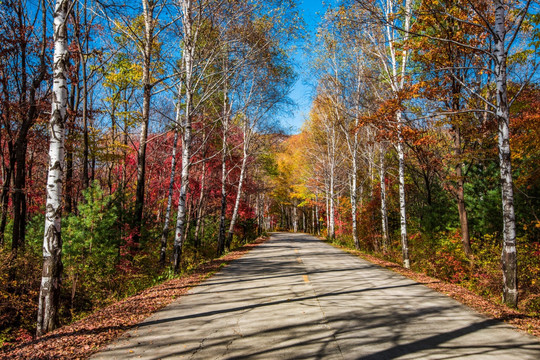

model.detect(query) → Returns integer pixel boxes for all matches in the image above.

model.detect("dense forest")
[1,0,539,348]
[0,0,300,342]
[270,0,539,323]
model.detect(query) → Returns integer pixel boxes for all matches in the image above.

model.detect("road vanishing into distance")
[92,233,540,359]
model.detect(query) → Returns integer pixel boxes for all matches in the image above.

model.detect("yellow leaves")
[271,133,314,204]
[104,58,143,90]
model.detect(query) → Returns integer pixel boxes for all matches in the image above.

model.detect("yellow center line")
[296,257,302,264]
[302,274,310,283]
[294,249,299,253]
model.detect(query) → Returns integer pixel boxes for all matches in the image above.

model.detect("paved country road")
[92,233,540,359]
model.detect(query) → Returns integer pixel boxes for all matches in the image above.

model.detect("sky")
[281,0,327,134]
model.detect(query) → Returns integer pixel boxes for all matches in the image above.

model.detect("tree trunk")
[65,142,73,213]
[37,0,69,336]
[328,169,335,239]
[380,147,389,252]
[217,74,230,256]
[351,155,359,249]
[184,196,193,240]
[134,0,155,243]
[494,0,517,307]
[0,149,14,246]
[12,136,28,253]
[315,194,320,235]
[217,126,228,256]
[172,119,191,273]
[194,161,206,248]
[172,0,194,273]
[292,200,298,233]
[453,128,472,258]
[159,125,179,265]
[226,134,248,250]
[255,193,261,235]
[397,111,409,269]
[81,44,89,190]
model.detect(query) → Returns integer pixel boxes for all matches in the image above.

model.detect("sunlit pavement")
[91,232,540,359]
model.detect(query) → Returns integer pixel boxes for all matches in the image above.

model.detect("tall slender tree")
[37,0,70,336]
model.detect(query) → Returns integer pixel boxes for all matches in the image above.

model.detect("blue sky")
[282,0,327,134]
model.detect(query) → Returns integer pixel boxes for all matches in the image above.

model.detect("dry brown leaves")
[339,246,540,339]
[0,237,268,360]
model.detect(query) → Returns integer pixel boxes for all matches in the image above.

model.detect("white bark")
[326,123,337,239]
[494,0,517,306]
[350,166,358,247]
[172,0,194,272]
[315,194,320,235]
[217,123,228,254]
[329,169,335,239]
[397,111,409,268]
[134,0,156,235]
[37,0,69,336]
[381,0,412,268]
[226,127,249,244]
[217,74,230,255]
[343,74,362,249]
[160,111,180,264]
[325,180,330,234]
[292,200,298,232]
[194,160,206,247]
[380,146,389,251]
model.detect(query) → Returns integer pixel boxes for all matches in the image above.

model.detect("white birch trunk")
[381,0,411,268]
[292,200,298,232]
[159,123,180,264]
[315,194,320,235]
[494,0,517,306]
[217,77,229,255]
[329,166,335,239]
[172,112,191,272]
[397,111,409,268]
[380,146,389,251]
[172,0,193,272]
[255,193,261,234]
[37,0,69,336]
[217,132,227,253]
[351,158,359,248]
[226,134,248,247]
[194,161,206,248]
[325,181,330,234]
[328,124,336,239]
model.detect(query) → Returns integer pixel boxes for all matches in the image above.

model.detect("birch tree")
[379,144,389,250]
[159,101,180,264]
[225,31,295,249]
[133,0,160,242]
[172,0,195,272]
[352,0,413,267]
[37,0,70,336]
[410,0,539,306]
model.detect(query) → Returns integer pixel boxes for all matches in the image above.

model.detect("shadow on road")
[92,233,540,359]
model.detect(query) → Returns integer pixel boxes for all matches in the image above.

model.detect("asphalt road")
[92,232,540,359]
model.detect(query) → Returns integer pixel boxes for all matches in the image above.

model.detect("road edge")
[0,236,270,360]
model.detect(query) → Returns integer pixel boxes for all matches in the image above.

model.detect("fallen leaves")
[0,237,268,360]
[338,245,540,339]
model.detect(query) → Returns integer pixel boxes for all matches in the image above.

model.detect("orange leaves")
[509,86,540,188]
